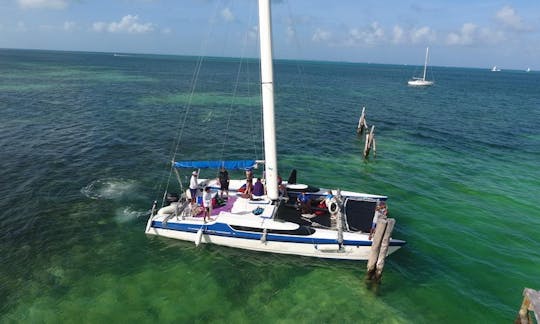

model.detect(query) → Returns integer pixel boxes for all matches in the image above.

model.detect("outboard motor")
[165,192,179,205]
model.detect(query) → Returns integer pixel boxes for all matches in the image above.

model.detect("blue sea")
[1,48,539,323]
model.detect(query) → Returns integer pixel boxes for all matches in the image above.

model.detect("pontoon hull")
[145,223,404,261]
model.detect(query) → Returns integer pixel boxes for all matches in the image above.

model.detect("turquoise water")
[1,49,539,323]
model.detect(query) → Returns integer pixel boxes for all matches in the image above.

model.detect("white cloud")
[312,28,331,42]
[495,6,526,31]
[346,22,384,46]
[18,0,68,9]
[39,24,54,31]
[221,8,235,22]
[92,22,107,32]
[446,23,477,45]
[478,27,506,44]
[92,15,154,34]
[410,26,436,44]
[247,25,258,40]
[446,22,507,46]
[161,27,172,34]
[63,21,76,31]
[16,21,27,32]
[391,25,436,44]
[392,25,405,44]
[286,25,295,39]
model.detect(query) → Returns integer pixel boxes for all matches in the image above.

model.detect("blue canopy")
[173,160,257,170]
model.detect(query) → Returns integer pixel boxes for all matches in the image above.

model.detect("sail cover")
[173,160,257,170]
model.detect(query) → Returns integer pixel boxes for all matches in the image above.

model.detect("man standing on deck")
[202,186,213,222]
[189,171,199,206]
[218,167,230,199]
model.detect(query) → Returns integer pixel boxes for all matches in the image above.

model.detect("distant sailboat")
[491,66,501,72]
[408,47,434,86]
[526,67,531,72]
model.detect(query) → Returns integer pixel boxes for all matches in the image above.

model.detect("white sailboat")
[408,47,434,86]
[491,66,501,72]
[145,0,405,260]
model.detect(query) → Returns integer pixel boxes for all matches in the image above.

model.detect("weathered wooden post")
[516,288,540,324]
[375,218,395,281]
[357,107,368,135]
[363,125,375,159]
[367,217,395,282]
[367,218,387,279]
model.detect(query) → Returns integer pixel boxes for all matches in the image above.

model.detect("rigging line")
[158,55,205,206]
[172,1,223,157]
[157,0,223,204]
[172,0,225,161]
[285,0,310,104]
[285,0,324,139]
[218,0,257,169]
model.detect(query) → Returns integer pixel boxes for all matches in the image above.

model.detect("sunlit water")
[1,49,539,322]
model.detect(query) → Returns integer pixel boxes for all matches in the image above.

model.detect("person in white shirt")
[202,186,213,222]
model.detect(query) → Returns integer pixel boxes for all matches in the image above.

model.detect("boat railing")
[162,201,190,227]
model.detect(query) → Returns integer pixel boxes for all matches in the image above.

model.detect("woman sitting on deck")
[252,178,265,198]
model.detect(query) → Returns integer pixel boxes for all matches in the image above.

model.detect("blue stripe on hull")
[151,221,406,247]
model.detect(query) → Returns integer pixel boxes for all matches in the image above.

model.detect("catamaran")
[408,47,434,86]
[145,0,405,260]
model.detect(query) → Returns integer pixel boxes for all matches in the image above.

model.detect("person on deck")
[243,178,253,198]
[203,186,213,222]
[218,167,230,199]
[245,169,253,183]
[369,201,388,240]
[277,174,287,197]
[314,191,333,216]
[297,191,311,214]
[189,171,199,206]
[252,178,265,197]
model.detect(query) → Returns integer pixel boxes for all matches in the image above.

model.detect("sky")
[0,0,538,69]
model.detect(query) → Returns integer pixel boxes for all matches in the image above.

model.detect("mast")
[422,47,429,81]
[258,0,279,200]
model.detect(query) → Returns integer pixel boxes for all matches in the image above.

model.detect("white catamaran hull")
[146,225,401,261]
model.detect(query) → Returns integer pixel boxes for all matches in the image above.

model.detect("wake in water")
[80,178,138,200]
[114,206,149,223]
[81,178,149,224]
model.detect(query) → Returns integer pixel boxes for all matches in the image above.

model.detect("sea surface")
[1,49,539,323]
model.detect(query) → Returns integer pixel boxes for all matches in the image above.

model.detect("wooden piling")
[367,218,387,279]
[375,218,395,280]
[516,288,540,324]
[367,218,396,282]
[363,125,375,159]
[357,107,367,134]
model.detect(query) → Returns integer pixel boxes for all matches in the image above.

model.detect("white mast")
[422,47,429,81]
[258,0,279,200]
